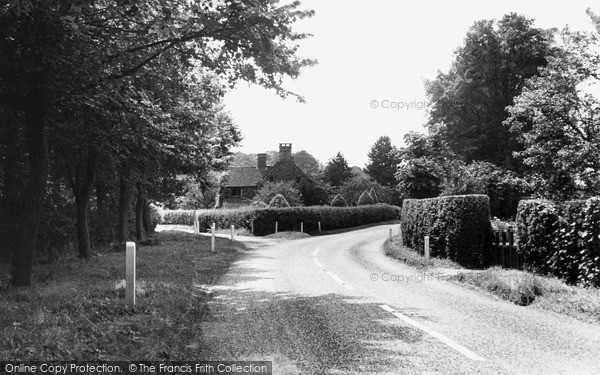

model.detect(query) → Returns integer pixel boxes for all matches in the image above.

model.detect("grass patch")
[264,231,311,239]
[448,267,600,324]
[312,220,401,236]
[384,235,461,270]
[0,230,241,360]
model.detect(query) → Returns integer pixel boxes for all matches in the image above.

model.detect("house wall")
[225,186,257,200]
[268,162,311,185]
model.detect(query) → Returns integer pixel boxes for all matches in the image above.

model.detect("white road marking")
[379,304,486,362]
[313,257,324,268]
[313,248,320,256]
[326,271,355,290]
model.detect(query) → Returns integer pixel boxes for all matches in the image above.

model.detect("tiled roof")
[224,167,264,187]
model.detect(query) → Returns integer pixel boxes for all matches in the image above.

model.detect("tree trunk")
[10,106,48,287]
[71,144,96,259]
[117,171,131,243]
[75,195,92,259]
[143,200,153,233]
[135,183,146,242]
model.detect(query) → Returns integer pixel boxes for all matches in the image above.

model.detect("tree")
[323,152,352,188]
[396,158,443,199]
[365,136,400,187]
[425,13,556,169]
[298,180,331,206]
[1,0,315,286]
[293,150,321,177]
[505,26,600,199]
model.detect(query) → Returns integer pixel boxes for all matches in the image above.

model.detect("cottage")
[217,143,311,208]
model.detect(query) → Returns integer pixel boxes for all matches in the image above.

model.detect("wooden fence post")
[126,242,136,307]
[424,236,430,259]
[231,224,235,240]
[211,223,216,252]
[301,222,304,233]
[318,221,321,232]
[389,228,392,240]
[251,221,254,234]
[275,221,278,234]
[193,210,199,235]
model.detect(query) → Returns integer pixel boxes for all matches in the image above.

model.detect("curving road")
[195,224,600,374]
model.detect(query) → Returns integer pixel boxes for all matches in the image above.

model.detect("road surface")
[194,224,600,374]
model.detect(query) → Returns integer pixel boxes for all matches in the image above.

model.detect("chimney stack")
[257,153,267,169]
[279,143,292,161]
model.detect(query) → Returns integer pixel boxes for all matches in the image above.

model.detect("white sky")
[223,0,598,167]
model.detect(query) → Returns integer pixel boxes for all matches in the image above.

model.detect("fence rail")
[490,229,523,269]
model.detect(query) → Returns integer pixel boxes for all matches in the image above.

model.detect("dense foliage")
[162,204,401,235]
[401,195,492,268]
[516,199,600,287]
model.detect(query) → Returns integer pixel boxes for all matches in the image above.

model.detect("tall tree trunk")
[75,195,92,259]
[143,200,153,233]
[72,145,96,259]
[117,170,131,243]
[0,110,23,260]
[135,183,146,242]
[10,106,48,287]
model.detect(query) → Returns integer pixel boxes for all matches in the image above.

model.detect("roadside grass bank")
[384,235,600,325]
[0,230,242,360]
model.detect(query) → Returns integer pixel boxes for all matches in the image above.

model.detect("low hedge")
[401,194,492,268]
[161,204,401,235]
[516,198,600,287]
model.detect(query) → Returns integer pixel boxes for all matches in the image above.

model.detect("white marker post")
[251,221,254,234]
[275,221,278,234]
[231,224,235,240]
[193,211,199,235]
[389,228,393,240]
[211,223,216,252]
[424,236,430,259]
[318,221,321,232]
[300,222,304,233]
[126,242,136,307]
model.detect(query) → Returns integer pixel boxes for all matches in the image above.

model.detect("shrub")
[269,193,290,208]
[357,190,375,205]
[517,198,600,287]
[254,181,302,206]
[331,194,347,207]
[250,201,268,208]
[369,188,380,203]
[161,209,196,225]
[401,194,492,268]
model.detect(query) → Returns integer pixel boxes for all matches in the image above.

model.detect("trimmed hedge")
[161,204,401,235]
[517,198,600,287]
[331,194,347,207]
[401,194,492,268]
[357,190,374,205]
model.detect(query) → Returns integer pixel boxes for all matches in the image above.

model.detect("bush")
[357,190,374,205]
[254,181,302,206]
[331,194,347,207]
[269,193,290,208]
[517,198,600,287]
[160,204,402,236]
[369,188,380,203]
[401,194,492,268]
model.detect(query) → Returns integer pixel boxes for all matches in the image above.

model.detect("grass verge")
[385,235,600,324]
[0,230,242,360]
[384,235,461,271]
[448,268,600,324]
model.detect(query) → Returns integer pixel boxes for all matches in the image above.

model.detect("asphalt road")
[194,224,600,374]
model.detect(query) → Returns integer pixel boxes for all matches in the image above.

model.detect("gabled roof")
[263,160,311,182]
[224,167,264,187]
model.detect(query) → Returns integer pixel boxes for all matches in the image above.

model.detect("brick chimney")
[279,143,292,161]
[257,153,267,169]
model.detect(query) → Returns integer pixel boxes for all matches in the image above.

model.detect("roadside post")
[275,221,278,234]
[211,223,216,252]
[424,236,430,259]
[301,222,304,233]
[126,242,136,307]
[193,211,199,235]
[231,224,235,240]
[389,228,393,240]
[318,221,321,232]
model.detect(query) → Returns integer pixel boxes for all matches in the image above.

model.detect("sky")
[223,0,598,167]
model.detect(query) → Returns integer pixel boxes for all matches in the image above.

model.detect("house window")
[231,187,241,196]
[296,177,301,183]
